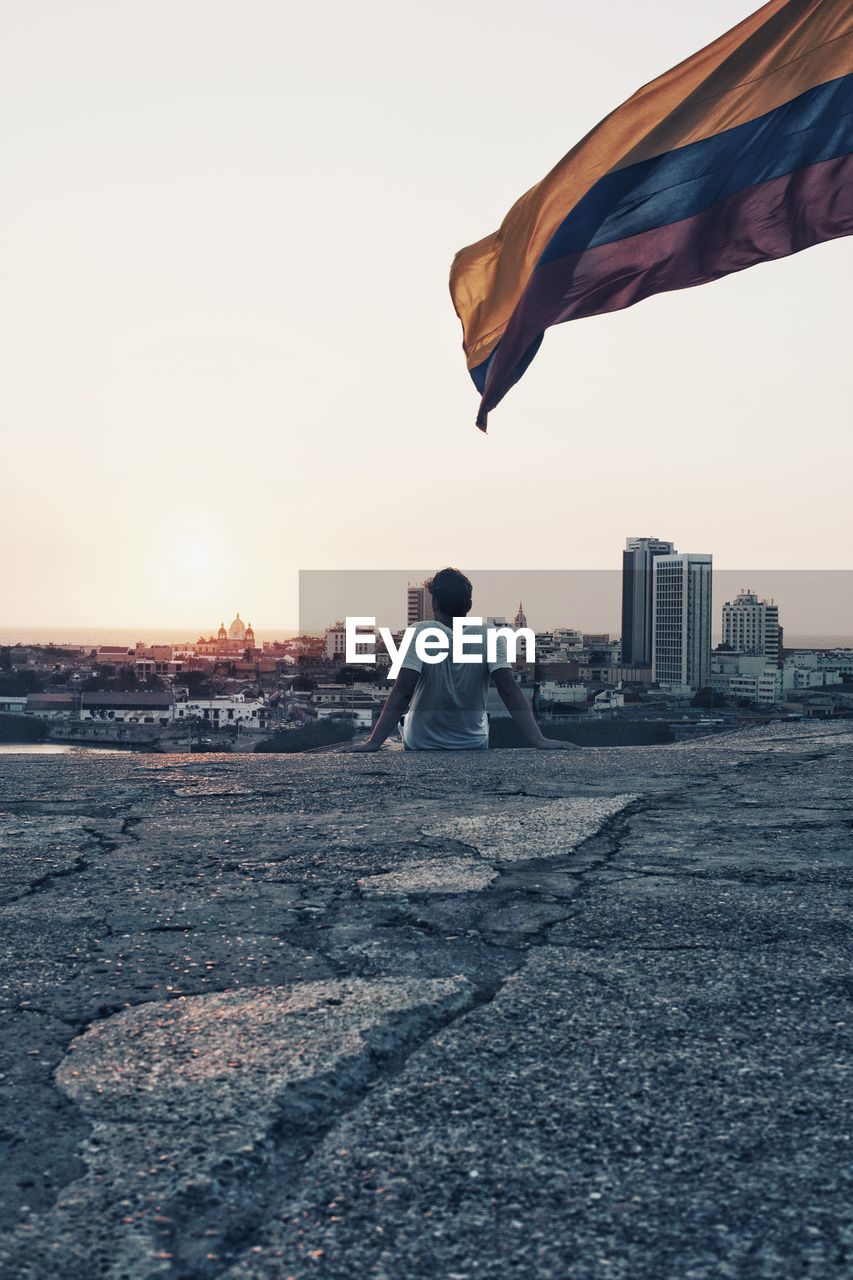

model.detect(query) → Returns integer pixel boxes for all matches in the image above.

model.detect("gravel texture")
[0,723,850,1278]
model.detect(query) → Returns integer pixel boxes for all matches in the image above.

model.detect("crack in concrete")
[606,863,853,887]
[3,731,848,1276]
[181,798,659,1276]
[11,855,91,907]
[159,989,492,1277]
[0,792,651,1278]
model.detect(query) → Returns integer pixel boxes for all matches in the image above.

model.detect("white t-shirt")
[398,620,510,751]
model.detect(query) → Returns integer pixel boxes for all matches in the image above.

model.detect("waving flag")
[450,0,853,430]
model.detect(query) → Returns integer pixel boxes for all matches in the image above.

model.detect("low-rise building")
[0,695,28,714]
[312,684,370,707]
[603,665,653,685]
[784,649,853,675]
[128,643,185,680]
[307,684,381,729]
[325,624,347,662]
[80,692,174,724]
[95,646,134,667]
[577,649,620,682]
[725,671,783,705]
[711,651,784,705]
[487,676,534,720]
[314,700,375,729]
[710,651,845,706]
[25,694,77,718]
[324,624,376,664]
[538,681,588,705]
[592,689,625,713]
[175,693,268,730]
[787,665,841,690]
[535,629,583,660]
[780,691,847,718]
[535,660,580,683]
[134,658,187,680]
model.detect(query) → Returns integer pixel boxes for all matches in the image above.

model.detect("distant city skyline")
[5,558,853,727]
[1,2,851,631]
[10,563,853,649]
[5,626,853,651]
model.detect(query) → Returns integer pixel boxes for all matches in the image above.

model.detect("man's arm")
[492,668,577,750]
[346,668,420,752]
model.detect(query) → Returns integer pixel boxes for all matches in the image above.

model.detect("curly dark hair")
[426,567,473,618]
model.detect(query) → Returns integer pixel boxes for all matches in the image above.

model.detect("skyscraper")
[621,537,676,665]
[653,553,713,691]
[722,590,782,666]
[406,582,434,627]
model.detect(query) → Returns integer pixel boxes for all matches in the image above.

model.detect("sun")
[171,532,212,575]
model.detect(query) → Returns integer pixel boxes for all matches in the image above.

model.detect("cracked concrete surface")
[424,794,637,863]
[0,723,851,1278]
[358,857,498,895]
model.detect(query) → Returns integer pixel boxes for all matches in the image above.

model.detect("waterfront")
[0,743,129,755]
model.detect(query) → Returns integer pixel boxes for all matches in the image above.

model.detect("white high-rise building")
[406,582,434,626]
[325,622,347,661]
[722,590,781,666]
[621,537,676,666]
[652,554,713,691]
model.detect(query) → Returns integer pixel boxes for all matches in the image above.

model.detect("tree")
[292,675,316,692]
[692,687,726,709]
[182,671,215,696]
[82,675,108,691]
[0,670,45,695]
[336,665,378,686]
[137,673,165,689]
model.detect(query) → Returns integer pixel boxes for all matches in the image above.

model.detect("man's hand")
[343,738,383,753]
[535,737,579,750]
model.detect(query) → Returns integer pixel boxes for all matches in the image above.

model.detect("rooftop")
[0,723,851,1277]
[82,691,173,707]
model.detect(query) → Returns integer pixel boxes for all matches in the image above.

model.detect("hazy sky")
[2,1,851,630]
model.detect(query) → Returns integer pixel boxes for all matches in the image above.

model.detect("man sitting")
[349,568,575,752]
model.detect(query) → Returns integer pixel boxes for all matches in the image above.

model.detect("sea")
[0,627,298,648]
[0,743,129,755]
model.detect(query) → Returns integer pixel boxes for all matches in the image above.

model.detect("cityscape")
[2,539,852,751]
[3,2,851,1274]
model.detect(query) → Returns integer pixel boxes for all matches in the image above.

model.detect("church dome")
[228,613,246,640]
[217,622,227,640]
